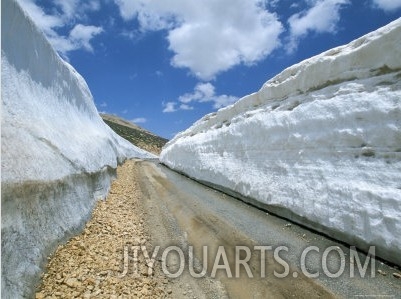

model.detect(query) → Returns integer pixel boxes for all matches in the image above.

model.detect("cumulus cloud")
[162,102,178,113]
[287,0,349,53]
[372,0,401,11]
[179,104,194,111]
[113,0,283,80]
[69,24,104,52]
[163,82,238,113]
[16,0,103,56]
[54,0,80,18]
[53,0,100,18]
[180,82,239,109]
[179,83,215,104]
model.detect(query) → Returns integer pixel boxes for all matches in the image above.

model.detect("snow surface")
[1,0,154,297]
[161,18,401,266]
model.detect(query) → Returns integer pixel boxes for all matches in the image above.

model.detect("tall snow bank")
[161,19,401,266]
[1,0,154,297]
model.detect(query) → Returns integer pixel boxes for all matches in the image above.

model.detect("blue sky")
[17,0,401,138]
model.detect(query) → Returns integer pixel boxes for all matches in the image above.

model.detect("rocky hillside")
[101,114,168,155]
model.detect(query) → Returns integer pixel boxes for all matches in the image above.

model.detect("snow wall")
[1,0,155,297]
[161,19,401,266]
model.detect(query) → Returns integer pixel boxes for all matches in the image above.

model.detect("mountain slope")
[100,114,168,155]
[161,19,401,266]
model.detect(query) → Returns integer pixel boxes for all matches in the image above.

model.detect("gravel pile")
[36,160,172,298]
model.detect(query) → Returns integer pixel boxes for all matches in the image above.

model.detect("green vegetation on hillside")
[103,119,168,155]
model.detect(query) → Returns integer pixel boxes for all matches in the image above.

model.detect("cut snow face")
[1,0,154,297]
[160,18,401,266]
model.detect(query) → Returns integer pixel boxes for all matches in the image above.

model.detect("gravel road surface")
[36,159,401,298]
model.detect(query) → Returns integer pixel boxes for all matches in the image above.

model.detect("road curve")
[136,159,401,299]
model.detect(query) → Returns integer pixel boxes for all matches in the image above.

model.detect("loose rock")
[392,272,401,279]
[35,160,174,298]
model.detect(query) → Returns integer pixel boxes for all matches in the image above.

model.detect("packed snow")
[1,0,154,297]
[161,19,401,266]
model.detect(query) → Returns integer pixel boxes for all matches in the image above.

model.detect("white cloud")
[16,0,103,56]
[113,0,180,29]
[86,0,101,12]
[69,24,104,52]
[131,117,147,124]
[179,83,215,104]
[120,29,136,40]
[268,0,281,9]
[113,0,283,80]
[179,104,194,110]
[99,101,108,108]
[54,0,100,18]
[54,0,79,18]
[164,82,238,113]
[287,0,349,53]
[372,0,401,11]
[113,0,140,21]
[162,102,177,113]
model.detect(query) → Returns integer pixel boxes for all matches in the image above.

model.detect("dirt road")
[137,160,401,298]
[37,159,401,298]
